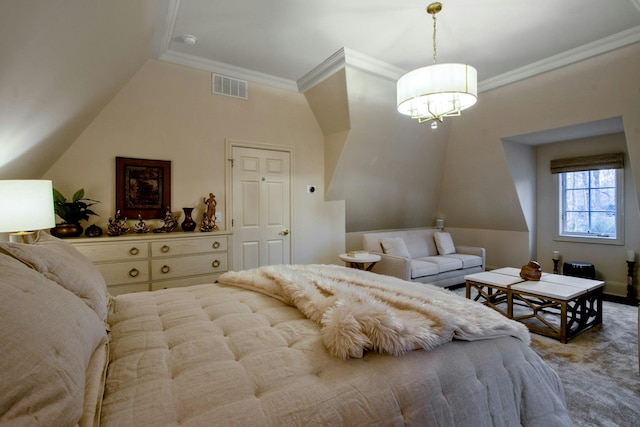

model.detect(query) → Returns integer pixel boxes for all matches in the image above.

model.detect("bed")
[0,232,572,426]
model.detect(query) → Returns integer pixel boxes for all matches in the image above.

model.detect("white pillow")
[380,237,411,258]
[0,253,107,426]
[0,231,109,321]
[434,232,456,255]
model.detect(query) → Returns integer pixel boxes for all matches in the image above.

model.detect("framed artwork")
[116,157,171,219]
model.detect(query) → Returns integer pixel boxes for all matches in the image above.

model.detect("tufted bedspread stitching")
[101,282,572,426]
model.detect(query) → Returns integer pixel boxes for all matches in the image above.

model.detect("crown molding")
[151,0,181,58]
[153,1,640,94]
[296,48,405,93]
[159,50,298,92]
[479,25,640,93]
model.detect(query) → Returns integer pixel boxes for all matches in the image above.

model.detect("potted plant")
[51,188,100,238]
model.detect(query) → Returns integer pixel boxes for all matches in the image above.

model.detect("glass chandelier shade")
[397,2,477,124]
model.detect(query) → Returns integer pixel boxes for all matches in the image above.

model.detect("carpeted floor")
[453,287,640,426]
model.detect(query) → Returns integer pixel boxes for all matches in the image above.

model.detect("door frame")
[225,138,295,270]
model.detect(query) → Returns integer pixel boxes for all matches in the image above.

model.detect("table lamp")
[0,180,56,243]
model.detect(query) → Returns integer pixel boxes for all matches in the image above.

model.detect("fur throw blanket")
[219,264,530,359]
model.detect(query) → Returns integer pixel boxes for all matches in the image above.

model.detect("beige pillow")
[0,253,107,426]
[0,231,108,321]
[434,232,456,255]
[380,237,411,258]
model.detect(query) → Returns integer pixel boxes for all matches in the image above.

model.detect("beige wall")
[44,59,345,266]
[439,43,640,295]
[0,0,158,180]
[306,67,449,232]
[536,134,638,295]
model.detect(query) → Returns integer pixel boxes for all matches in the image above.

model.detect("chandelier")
[397,2,477,127]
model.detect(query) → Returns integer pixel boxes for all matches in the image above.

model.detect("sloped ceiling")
[0,0,159,180]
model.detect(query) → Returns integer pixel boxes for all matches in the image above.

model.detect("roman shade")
[550,153,624,174]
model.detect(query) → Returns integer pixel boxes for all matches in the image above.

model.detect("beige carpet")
[453,287,640,426]
[530,299,639,427]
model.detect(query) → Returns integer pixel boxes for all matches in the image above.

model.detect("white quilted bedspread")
[101,281,572,426]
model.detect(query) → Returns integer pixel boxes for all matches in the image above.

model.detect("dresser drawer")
[70,231,232,295]
[150,236,227,257]
[74,241,149,262]
[95,261,149,285]
[151,253,228,280]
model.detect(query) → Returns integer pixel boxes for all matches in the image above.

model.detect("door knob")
[281,229,289,236]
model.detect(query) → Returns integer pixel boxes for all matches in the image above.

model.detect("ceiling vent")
[212,74,248,99]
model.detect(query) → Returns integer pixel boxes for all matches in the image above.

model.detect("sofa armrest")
[455,245,486,270]
[369,252,412,281]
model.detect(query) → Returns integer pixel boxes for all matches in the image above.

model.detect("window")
[551,153,624,245]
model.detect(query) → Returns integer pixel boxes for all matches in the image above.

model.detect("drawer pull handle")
[129,247,139,256]
[161,245,170,253]
[212,260,221,268]
[129,268,139,278]
[212,241,221,249]
[161,265,171,274]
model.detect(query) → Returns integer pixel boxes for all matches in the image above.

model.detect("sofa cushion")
[380,237,411,258]
[445,254,483,269]
[420,256,463,273]
[410,259,440,278]
[434,232,456,255]
[402,231,438,258]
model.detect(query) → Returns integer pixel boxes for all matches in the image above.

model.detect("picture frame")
[116,157,171,219]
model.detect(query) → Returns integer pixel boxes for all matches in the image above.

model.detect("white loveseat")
[362,228,485,288]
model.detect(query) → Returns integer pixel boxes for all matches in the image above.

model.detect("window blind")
[550,152,624,174]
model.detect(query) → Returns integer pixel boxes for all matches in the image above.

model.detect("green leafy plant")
[53,188,100,224]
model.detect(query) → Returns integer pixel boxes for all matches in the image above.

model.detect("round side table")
[339,253,381,271]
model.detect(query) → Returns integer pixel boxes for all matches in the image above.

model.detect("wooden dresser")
[70,231,232,295]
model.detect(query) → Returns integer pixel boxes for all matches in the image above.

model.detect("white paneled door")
[231,146,291,270]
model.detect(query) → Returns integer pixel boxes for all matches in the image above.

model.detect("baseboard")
[603,293,639,306]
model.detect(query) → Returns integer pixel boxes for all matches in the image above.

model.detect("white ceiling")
[152,0,640,92]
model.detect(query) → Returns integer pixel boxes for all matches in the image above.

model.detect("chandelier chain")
[432,11,437,64]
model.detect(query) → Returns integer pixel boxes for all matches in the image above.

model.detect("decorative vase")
[181,207,196,232]
[51,223,83,238]
[85,224,103,237]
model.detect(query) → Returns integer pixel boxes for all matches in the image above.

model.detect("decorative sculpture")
[134,215,149,233]
[153,206,178,233]
[519,260,542,281]
[107,210,130,236]
[200,193,219,232]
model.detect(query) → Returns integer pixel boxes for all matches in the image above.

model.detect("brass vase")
[51,223,83,238]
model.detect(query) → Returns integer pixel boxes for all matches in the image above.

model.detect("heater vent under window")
[212,74,248,99]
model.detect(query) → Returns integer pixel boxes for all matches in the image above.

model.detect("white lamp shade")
[397,63,477,120]
[0,180,56,233]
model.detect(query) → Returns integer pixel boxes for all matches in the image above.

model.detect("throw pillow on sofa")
[380,237,411,258]
[434,232,456,255]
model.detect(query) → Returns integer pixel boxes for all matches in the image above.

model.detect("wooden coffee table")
[466,267,604,343]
